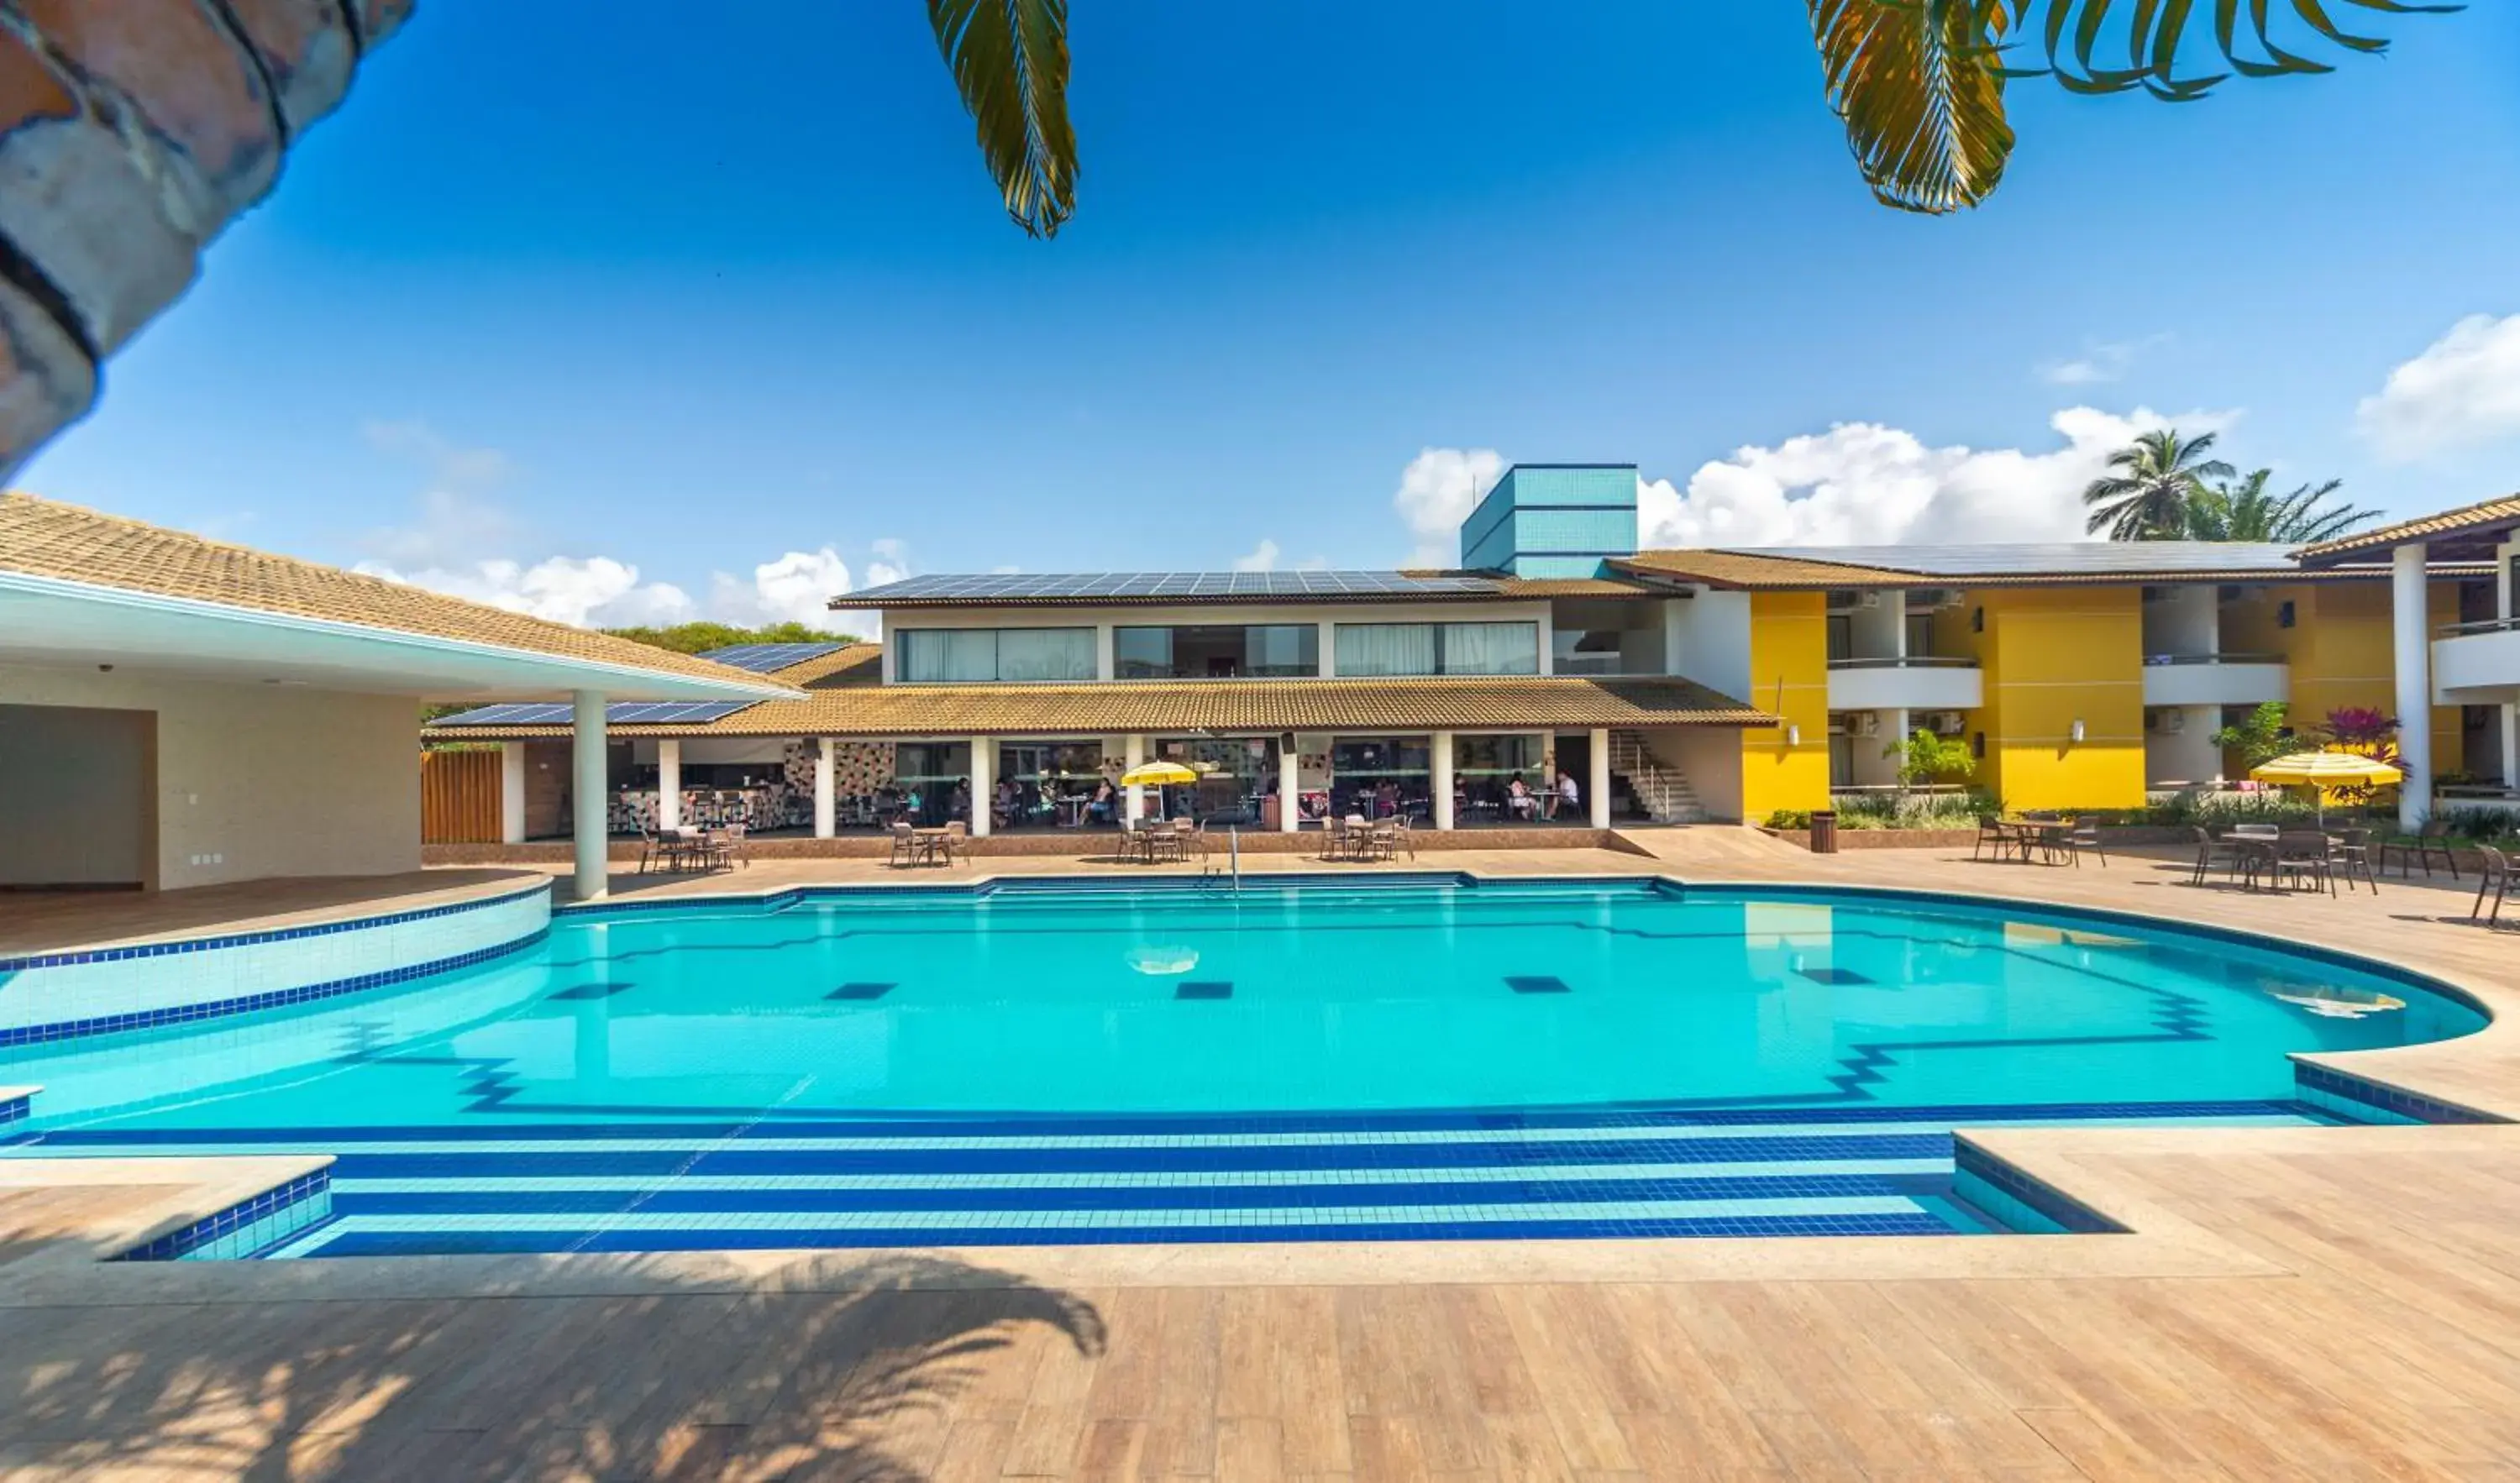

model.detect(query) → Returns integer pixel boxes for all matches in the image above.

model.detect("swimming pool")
[0,877,2485,1255]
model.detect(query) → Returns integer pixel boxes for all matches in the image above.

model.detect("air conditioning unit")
[1825,589,1861,612]
[1908,587,1961,610]
[1920,710,1966,737]
[1857,591,1882,610]
[2150,709,2187,735]
[1851,712,1881,737]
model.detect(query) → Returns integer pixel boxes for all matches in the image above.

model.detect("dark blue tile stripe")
[0,929,549,1049]
[0,1093,28,1128]
[2293,1064,2505,1125]
[0,883,549,975]
[337,1170,1954,1217]
[110,1171,331,1262]
[300,1209,1956,1258]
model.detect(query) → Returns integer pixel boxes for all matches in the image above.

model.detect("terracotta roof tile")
[0,492,797,693]
[425,674,1772,739]
[1612,551,1930,589]
[2294,495,2520,563]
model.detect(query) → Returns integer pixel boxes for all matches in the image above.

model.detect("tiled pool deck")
[0,835,2516,1475]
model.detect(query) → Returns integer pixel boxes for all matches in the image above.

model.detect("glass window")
[1330,736,1432,820]
[1452,734,1546,814]
[1439,622,1539,675]
[1113,626,1173,679]
[895,628,1095,683]
[1335,623,1438,676]
[1113,625,1319,679]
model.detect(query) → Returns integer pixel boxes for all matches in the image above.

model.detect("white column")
[499,742,527,845]
[1588,726,1611,829]
[1315,621,1335,677]
[1278,739,1300,832]
[812,736,836,839]
[1431,731,1456,831]
[2503,705,2520,794]
[570,690,608,902]
[1125,733,1146,822]
[655,738,682,831]
[2393,542,2433,831]
[969,736,994,836]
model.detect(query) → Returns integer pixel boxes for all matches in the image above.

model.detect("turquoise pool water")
[1,878,2481,1255]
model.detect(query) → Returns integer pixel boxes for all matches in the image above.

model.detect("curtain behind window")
[1335,623,1437,677]
[1439,622,1539,675]
[995,628,1097,681]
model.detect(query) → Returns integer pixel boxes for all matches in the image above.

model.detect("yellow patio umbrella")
[1119,761,1200,788]
[2249,750,2402,827]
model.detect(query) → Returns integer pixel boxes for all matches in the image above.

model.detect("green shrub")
[1766,809,1812,830]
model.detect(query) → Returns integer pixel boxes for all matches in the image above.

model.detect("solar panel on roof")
[696,642,844,673]
[429,700,753,728]
[1726,542,2305,577]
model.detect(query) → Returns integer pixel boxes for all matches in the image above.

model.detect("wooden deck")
[1,832,2516,1478]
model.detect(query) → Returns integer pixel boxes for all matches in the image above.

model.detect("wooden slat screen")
[421,748,502,844]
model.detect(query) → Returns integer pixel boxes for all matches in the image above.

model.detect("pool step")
[15,1100,2315,1257]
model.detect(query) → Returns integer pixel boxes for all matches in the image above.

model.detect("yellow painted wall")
[1740,591,1832,820]
[2280,580,2461,763]
[1966,587,2147,810]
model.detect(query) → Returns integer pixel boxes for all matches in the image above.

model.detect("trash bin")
[1809,809,1838,854]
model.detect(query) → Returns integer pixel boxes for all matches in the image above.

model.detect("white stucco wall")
[1666,593,1753,702]
[1644,726,1745,824]
[0,664,418,888]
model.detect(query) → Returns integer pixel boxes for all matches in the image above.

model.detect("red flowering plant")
[2315,706,2401,806]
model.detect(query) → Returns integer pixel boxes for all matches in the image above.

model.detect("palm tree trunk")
[0,2,412,479]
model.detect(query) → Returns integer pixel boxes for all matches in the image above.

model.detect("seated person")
[1506,775,1540,820]
[1551,769,1580,819]
[1089,779,1116,823]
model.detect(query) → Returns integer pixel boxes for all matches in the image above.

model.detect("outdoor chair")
[887,821,923,868]
[2272,830,2339,896]
[2065,815,2106,867]
[938,820,968,865]
[2474,845,2511,925]
[1389,816,1415,861]
[2388,819,2461,881]
[1320,815,1351,862]
[1971,815,2008,862]
[717,821,750,870]
[635,824,683,876]
[2330,827,2380,893]
[2190,826,2244,887]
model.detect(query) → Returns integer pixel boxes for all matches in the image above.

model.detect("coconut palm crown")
[2082,430,2236,541]
[2185,469,2385,543]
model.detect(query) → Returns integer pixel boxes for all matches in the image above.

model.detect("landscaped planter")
[1760,825,2194,852]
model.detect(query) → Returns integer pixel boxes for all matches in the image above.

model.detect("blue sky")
[19,3,2520,630]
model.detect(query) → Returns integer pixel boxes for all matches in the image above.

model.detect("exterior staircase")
[1608,731,1706,824]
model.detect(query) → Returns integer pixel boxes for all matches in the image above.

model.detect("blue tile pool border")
[0,930,550,1049]
[2292,1063,2502,1125]
[0,880,552,976]
[1950,1139,2124,1235]
[110,1170,333,1262]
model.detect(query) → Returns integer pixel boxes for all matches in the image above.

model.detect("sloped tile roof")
[2294,495,2520,563]
[0,492,797,693]
[423,674,1772,739]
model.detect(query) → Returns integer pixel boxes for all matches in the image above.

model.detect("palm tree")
[2082,430,2236,542]
[1807,2,2459,213]
[2185,469,2386,543]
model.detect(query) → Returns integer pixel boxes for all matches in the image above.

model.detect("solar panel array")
[695,642,848,673]
[851,571,1504,602]
[1727,542,2306,576]
[429,700,755,728]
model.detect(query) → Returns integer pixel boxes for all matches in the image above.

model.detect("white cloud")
[1393,447,1506,568]
[2356,312,2520,460]
[714,548,854,628]
[1233,538,1282,573]
[2035,335,2164,387]
[357,555,696,628]
[1635,406,2238,551]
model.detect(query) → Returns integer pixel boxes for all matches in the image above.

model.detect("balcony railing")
[1824,655,1979,669]
[2142,652,2285,667]
[2438,616,2520,638]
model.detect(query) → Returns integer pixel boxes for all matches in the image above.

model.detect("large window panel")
[1113,627,1173,679]
[1440,621,1539,675]
[1335,623,1438,677]
[895,627,1095,683]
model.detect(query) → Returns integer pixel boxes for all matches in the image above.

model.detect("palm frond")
[1809,0,2018,213]
[2003,0,2463,100]
[929,0,1078,237]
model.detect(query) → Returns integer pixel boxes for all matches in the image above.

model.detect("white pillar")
[499,742,526,845]
[1431,731,1456,831]
[2502,704,2520,793]
[570,690,608,902]
[2393,542,2433,831]
[1278,740,1300,832]
[656,738,682,831]
[813,736,836,838]
[1125,733,1146,822]
[1588,727,1611,829]
[969,736,994,836]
